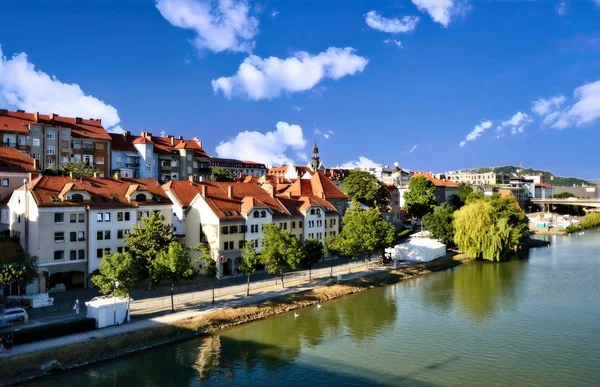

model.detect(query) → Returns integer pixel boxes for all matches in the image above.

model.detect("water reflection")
[422,252,529,322]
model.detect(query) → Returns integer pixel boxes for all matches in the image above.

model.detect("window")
[1,178,8,187]
[70,213,77,223]
[97,231,103,240]
[317,220,322,227]
[299,221,303,228]
[104,212,111,222]
[33,138,40,147]
[97,213,103,222]
[54,213,64,223]
[229,241,234,250]
[71,194,83,203]
[97,249,103,258]
[117,230,124,239]
[124,212,130,221]
[78,213,85,223]
[70,250,77,261]
[240,225,247,233]
[47,158,56,168]
[224,242,229,251]
[17,214,21,223]
[96,156,104,165]
[187,153,193,161]
[73,140,81,149]
[253,211,259,218]
[70,232,77,242]
[187,166,192,174]
[33,153,40,160]
[239,240,245,249]
[229,225,238,234]
[117,212,123,221]
[95,142,105,150]
[116,156,122,167]
[47,129,55,139]
[104,230,111,240]
[291,221,296,229]
[260,211,266,218]
[78,250,85,260]
[254,239,259,248]
[47,144,56,155]
[310,209,315,215]
[283,223,287,230]
[308,221,315,228]
[316,209,321,215]
[117,247,124,254]
[104,248,111,256]
[250,224,258,233]
[54,250,64,261]
[78,231,85,241]
[61,140,69,149]
[54,232,65,242]
[135,193,147,202]
[222,226,229,235]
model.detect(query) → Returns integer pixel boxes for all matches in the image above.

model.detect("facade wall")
[553,186,599,199]
[324,214,339,238]
[303,206,326,241]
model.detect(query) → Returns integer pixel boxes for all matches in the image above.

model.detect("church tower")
[310,139,320,171]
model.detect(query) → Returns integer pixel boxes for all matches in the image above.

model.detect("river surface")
[36,231,600,386]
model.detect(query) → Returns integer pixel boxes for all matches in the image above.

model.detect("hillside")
[462,165,592,187]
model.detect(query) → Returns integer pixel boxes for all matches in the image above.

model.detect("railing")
[1,142,16,148]
[126,162,140,168]
[81,146,94,153]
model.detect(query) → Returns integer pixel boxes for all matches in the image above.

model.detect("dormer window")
[253,211,259,218]
[135,193,147,202]
[260,210,266,218]
[71,194,83,203]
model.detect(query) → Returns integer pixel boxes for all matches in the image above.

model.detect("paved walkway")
[0,264,390,358]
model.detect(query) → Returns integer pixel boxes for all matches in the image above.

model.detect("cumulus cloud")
[215,121,306,166]
[411,0,467,27]
[551,80,600,129]
[384,39,403,48]
[459,120,492,147]
[410,145,417,153]
[156,0,259,53]
[497,112,533,136]
[336,157,381,169]
[364,11,419,34]
[211,47,368,100]
[0,45,122,132]
[531,95,566,116]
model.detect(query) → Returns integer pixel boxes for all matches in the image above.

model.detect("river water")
[36,231,600,386]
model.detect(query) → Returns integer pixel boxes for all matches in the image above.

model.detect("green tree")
[449,184,474,210]
[0,253,37,291]
[330,204,396,259]
[465,190,484,204]
[489,195,529,246]
[58,161,97,178]
[422,203,455,246]
[92,252,140,323]
[403,176,437,220]
[341,170,390,210]
[238,240,260,296]
[260,224,303,288]
[301,239,324,281]
[553,192,576,199]
[210,167,235,182]
[195,243,217,304]
[125,211,175,288]
[155,242,198,312]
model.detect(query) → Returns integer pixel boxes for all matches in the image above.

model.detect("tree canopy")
[58,161,97,178]
[155,242,197,312]
[260,224,303,287]
[301,239,324,281]
[330,204,396,259]
[403,176,437,219]
[210,167,235,182]
[341,170,390,210]
[423,203,455,246]
[92,252,140,298]
[239,240,261,295]
[0,252,37,288]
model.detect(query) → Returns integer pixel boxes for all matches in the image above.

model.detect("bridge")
[531,198,600,209]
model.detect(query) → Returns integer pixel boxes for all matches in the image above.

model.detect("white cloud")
[315,128,335,140]
[336,156,381,169]
[410,145,417,153]
[497,111,533,136]
[0,45,122,131]
[552,80,600,129]
[215,121,306,166]
[532,95,566,116]
[270,10,279,17]
[556,0,567,15]
[156,0,259,53]
[411,0,467,27]
[384,39,403,48]
[459,120,492,147]
[211,47,368,100]
[364,11,419,34]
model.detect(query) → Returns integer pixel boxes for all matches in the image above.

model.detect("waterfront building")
[7,174,172,292]
[0,109,112,177]
[209,158,267,178]
[442,171,511,186]
[553,186,599,199]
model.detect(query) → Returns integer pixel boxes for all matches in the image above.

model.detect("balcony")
[1,142,16,148]
[160,164,172,171]
[126,162,140,168]
[81,146,94,154]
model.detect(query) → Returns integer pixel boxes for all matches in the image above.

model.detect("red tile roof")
[281,172,348,200]
[535,183,553,188]
[26,176,171,208]
[0,110,110,140]
[0,147,39,172]
[412,172,461,188]
[124,133,209,158]
[109,133,137,152]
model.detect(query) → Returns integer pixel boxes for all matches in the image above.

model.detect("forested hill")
[463,166,592,187]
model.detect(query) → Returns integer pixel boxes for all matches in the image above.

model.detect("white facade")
[303,205,326,241]
[244,208,273,250]
[134,143,158,179]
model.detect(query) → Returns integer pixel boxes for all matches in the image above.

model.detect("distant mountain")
[460,165,592,187]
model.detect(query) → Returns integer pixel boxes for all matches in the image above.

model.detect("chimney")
[93,172,99,179]
[168,135,175,146]
[0,109,7,116]
[69,172,74,179]
[32,158,39,171]
[114,171,121,181]
[188,175,195,183]
[228,185,233,199]
[201,184,207,198]
[33,112,39,122]
[142,131,152,140]
[193,137,203,148]
[75,117,83,124]
[177,136,184,141]
[49,113,58,120]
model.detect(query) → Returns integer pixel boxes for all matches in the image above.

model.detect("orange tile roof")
[281,172,348,200]
[125,134,209,158]
[535,183,553,188]
[109,133,137,152]
[0,110,110,140]
[498,189,522,210]
[412,172,461,188]
[27,176,171,208]
[0,147,39,172]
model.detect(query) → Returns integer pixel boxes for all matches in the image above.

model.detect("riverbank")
[0,253,473,386]
[529,226,566,236]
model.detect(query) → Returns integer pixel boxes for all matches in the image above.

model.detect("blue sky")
[1,0,599,178]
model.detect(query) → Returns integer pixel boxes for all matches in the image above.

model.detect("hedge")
[1,318,96,345]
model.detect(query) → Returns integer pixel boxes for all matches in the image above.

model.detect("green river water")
[36,231,600,386]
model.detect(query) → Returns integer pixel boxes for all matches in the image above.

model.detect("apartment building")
[0,147,40,231]
[443,172,510,186]
[0,109,112,176]
[412,173,461,204]
[209,158,267,178]
[110,131,210,183]
[163,178,341,277]
[8,174,172,292]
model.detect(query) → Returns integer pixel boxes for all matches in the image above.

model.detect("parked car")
[0,307,28,323]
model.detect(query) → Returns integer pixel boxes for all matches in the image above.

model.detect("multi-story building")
[8,174,172,292]
[0,147,40,231]
[443,171,511,186]
[0,109,112,176]
[383,184,402,229]
[163,178,342,277]
[412,173,461,205]
[110,131,210,183]
[209,158,267,178]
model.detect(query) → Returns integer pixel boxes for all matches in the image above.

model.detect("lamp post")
[113,280,119,326]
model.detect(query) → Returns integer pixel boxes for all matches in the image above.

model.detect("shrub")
[6,318,96,345]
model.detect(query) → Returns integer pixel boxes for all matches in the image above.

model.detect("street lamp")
[113,280,119,326]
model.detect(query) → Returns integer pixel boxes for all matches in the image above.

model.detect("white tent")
[85,296,131,328]
[385,238,446,263]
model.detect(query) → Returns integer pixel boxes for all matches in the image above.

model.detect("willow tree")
[453,200,511,261]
